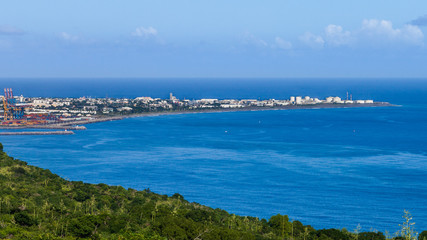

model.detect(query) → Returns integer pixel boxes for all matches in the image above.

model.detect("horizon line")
[0,77,427,80]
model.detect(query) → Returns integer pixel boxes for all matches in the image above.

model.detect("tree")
[316,229,350,240]
[358,231,386,240]
[418,231,427,240]
[268,214,292,238]
[399,210,418,240]
[14,211,35,226]
[69,215,100,238]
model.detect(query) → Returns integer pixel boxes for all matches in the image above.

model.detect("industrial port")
[2,88,59,127]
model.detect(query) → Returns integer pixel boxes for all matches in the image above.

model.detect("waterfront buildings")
[0,90,378,125]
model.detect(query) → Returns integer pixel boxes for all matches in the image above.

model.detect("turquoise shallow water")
[1,79,427,232]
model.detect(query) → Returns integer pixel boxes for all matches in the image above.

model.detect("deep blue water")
[1,78,427,233]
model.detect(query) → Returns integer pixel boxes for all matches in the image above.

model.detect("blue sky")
[1,0,427,78]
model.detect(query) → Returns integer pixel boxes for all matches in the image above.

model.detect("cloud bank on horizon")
[0,1,427,78]
[299,19,424,48]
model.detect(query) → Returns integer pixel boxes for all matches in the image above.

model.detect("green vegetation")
[0,142,424,239]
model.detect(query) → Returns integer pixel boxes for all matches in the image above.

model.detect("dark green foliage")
[171,193,184,199]
[73,189,91,202]
[108,215,127,233]
[69,215,100,238]
[268,214,293,237]
[420,231,427,240]
[14,212,36,226]
[185,208,215,223]
[11,166,27,175]
[0,144,424,239]
[315,229,350,240]
[359,231,386,240]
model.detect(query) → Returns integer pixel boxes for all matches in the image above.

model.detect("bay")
[1,78,426,232]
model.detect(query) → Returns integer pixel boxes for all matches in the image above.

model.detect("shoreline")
[2,146,418,238]
[0,130,74,135]
[0,102,394,130]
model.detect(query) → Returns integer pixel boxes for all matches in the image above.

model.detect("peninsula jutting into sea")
[1,88,391,131]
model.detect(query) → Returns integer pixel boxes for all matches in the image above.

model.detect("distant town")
[1,88,387,128]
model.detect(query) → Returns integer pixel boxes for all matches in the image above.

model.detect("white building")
[135,97,153,102]
[220,104,243,108]
[32,99,50,107]
[117,107,133,111]
[313,98,321,103]
[199,99,218,104]
[333,97,342,102]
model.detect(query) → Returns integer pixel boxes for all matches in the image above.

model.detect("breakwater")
[28,125,87,130]
[0,131,74,135]
[0,125,86,130]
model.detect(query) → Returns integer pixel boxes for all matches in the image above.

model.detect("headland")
[1,88,393,132]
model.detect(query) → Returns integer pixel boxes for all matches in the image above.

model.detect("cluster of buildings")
[191,94,373,108]
[1,89,375,126]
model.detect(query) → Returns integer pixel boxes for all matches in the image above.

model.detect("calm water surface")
[1,78,426,232]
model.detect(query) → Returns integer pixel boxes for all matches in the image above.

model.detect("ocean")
[0,78,426,232]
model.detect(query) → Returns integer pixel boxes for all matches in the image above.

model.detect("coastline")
[1,100,425,237]
[0,130,74,135]
[2,145,418,239]
[0,102,394,130]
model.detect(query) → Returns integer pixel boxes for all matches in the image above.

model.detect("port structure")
[3,88,25,121]
[1,88,57,126]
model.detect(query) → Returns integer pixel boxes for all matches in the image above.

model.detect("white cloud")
[324,24,352,46]
[401,24,425,44]
[274,37,292,50]
[241,32,268,48]
[300,19,424,48]
[299,32,325,49]
[60,32,79,42]
[131,26,158,38]
[361,19,397,36]
[241,33,293,51]
[0,25,25,35]
[359,19,423,46]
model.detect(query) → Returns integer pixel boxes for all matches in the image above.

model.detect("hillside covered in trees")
[0,142,425,240]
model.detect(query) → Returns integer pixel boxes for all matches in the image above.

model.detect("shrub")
[14,212,35,226]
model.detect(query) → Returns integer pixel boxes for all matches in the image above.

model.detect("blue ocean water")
[1,78,427,233]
